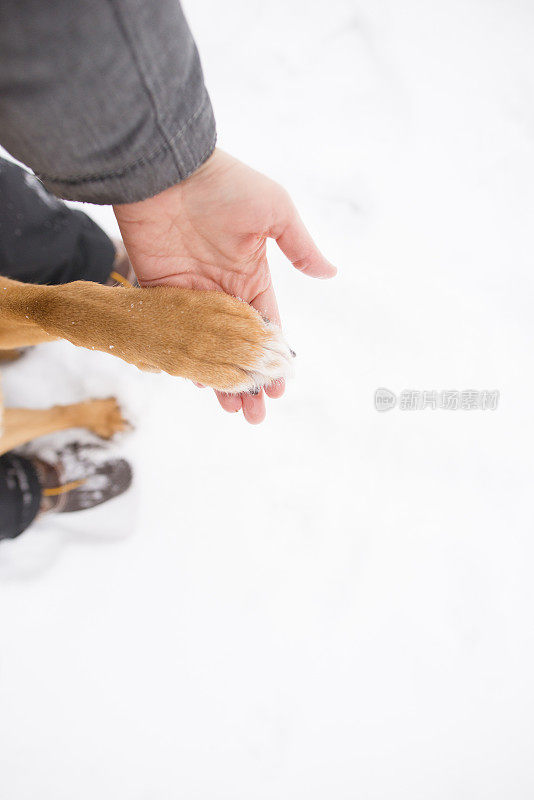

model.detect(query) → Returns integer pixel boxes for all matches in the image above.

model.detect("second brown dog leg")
[0,398,128,456]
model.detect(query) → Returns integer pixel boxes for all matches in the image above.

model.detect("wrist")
[113,148,220,224]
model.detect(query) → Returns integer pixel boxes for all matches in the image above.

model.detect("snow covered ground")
[2,0,534,797]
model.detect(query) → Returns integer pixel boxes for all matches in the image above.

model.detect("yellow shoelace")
[42,479,86,497]
[109,269,134,289]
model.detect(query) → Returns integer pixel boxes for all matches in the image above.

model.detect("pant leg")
[0,453,42,540]
[0,158,115,286]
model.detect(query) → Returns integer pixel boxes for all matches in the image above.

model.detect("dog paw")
[171,294,296,393]
[82,285,296,394]
[224,318,296,394]
[82,397,130,439]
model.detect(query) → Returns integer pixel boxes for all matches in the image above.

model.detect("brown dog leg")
[0,397,128,456]
[0,277,293,392]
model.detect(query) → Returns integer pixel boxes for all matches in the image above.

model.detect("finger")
[272,198,337,279]
[250,280,281,327]
[250,283,286,401]
[216,391,242,413]
[242,390,266,425]
[265,379,285,399]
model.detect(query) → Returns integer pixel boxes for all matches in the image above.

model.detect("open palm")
[114,149,336,423]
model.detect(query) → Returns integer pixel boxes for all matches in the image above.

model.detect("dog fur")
[0,277,293,455]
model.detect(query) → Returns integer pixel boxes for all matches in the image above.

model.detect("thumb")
[272,195,337,279]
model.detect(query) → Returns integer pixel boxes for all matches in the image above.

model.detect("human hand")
[113,149,336,424]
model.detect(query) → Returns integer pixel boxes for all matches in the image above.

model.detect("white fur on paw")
[231,322,295,394]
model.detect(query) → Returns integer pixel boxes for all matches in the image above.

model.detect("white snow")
[2,0,534,797]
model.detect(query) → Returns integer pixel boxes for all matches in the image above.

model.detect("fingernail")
[248,388,260,396]
[290,348,296,358]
